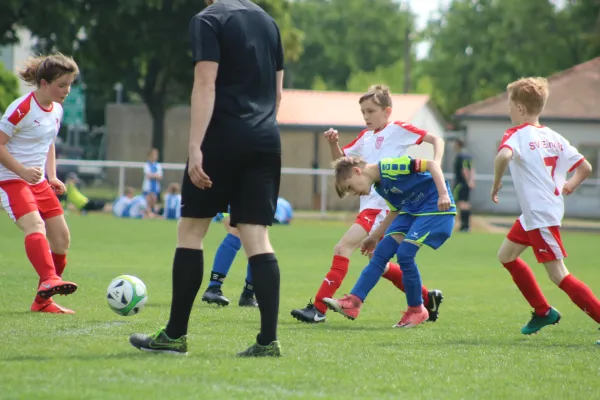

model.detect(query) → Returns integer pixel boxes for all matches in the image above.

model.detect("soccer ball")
[106,275,148,316]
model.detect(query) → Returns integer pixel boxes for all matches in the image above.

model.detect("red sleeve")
[498,126,519,153]
[568,157,585,173]
[342,128,368,155]
[7,94,32,126]
[393,121,427,145]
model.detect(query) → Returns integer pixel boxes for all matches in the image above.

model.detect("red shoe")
[37,278,78,298]
[31,298,75,314]
[393,306,428,328]
[322,294,362,320]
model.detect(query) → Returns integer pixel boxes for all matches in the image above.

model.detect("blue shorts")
[385,213,454,250]
[213,205,231,222]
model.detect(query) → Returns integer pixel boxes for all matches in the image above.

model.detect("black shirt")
[189,0,284,153]
[453,151,473,185]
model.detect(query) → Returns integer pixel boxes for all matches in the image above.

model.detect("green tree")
[289,0,414,90]
[346,58,432,94]
[0,62,20,113]
[424,0,598,118]
[8,0,302,157]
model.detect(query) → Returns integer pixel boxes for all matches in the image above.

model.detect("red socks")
[315,255,349,313]
[25,233,57,283]
[503,258,550,316]
[559,274,600,324]
[382,263,430,307]
[52,252,67,277]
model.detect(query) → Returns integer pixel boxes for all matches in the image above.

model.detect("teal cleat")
[521,307,561,335]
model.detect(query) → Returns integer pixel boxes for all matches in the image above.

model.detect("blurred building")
[105,89,448,211]
[455,56,600,218]
[0,27,35,96]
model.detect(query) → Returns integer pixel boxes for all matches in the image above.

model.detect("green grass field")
[1,214,599,400]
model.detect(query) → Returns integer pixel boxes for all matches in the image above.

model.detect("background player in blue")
[162,183,182,221]
[323,155,455,328]
[202,207,257,308]
[142,148,163,202]
[452,139,475,232]
[203,198,292,307]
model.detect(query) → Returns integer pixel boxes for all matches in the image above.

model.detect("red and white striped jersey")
[0,92,63,182]
[343,121,426,211]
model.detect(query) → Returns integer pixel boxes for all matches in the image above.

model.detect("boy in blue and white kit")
[323,155,455,328]
[112,188,135,218]
[163,183,182,221]
[112,188,157,219]
[142,148,163,202]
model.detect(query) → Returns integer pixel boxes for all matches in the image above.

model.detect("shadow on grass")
[375,338,591,350]
[1,351,196,363]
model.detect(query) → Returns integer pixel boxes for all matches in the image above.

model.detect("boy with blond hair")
[492,77,600,341]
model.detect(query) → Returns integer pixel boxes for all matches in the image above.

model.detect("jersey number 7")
[544,156,560,196]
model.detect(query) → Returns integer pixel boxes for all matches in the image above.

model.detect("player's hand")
[360,235,378,256]
[188,147,212,189]
[468,180,476,189]
[562,181,575,196]
[324,128,339,144]
[48,178,66,195]
[437,193,451,211]
[491,182,502,203]
[19,167,43,184]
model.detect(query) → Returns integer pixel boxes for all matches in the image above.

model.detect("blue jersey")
[375,156,456,216]
[112,196,133,217]
[164,193,181,220]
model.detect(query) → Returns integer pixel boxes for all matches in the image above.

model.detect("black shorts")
[181,150,280,227]
[453,182,471,202]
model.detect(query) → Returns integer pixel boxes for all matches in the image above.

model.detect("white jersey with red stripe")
[342,121,426,211]
[498,123,584,231]
[0,92,63,182]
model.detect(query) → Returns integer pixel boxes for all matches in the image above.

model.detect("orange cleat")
[322,294,362,320]
[37,278,78,298]
[31,298,75,314]
[394,305,428,328]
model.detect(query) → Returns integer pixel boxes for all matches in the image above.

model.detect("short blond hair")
[332,156,366,198]
[359,84,392,109]
[507,77,549,116]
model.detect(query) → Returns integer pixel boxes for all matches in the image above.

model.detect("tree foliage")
[288,0,414,90]
[0,62,20,113]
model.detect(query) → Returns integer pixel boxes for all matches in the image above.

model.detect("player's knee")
[496,246,515,264]
[396,242,419,266]
[226,226,240,237]
[497,251,512,264]
[50,229,71,254]
[544,260,569,286]
[177,217,210,249]
[333,242,353,257]
[17,212,46,236]
[237,223,273,257]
